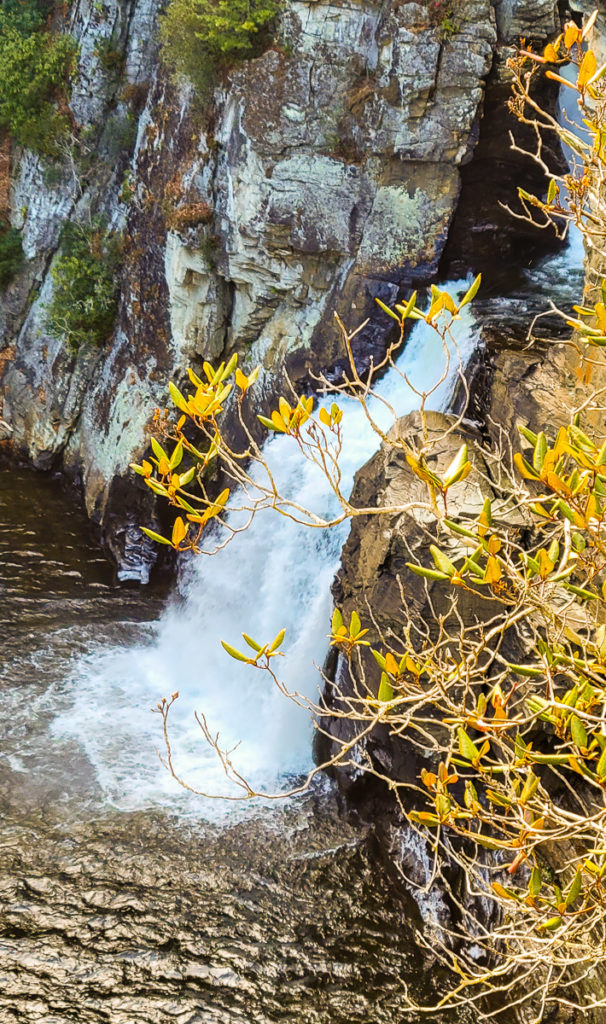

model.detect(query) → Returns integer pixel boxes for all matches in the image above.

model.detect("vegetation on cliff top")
[0,0,77,155]
[159,0,284,93]
[133,8,606,1021]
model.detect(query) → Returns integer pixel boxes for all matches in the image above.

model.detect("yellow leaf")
[578,49,598,91]
[171,517,187,547]
[514,452,540,480]
[319,407,331,426]
[564,21,580,49]
[235,368,249,391]
[487,535,501,555]
[271,409,288,432]
[537,548,555,578]
[543,43,558,62]
[385,653,400,676]
[484,556,502,585]
[427,294,445,321]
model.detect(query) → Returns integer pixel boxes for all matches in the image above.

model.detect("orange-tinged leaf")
[546,470,569,495]
[235,368,249,391]
[271,410,287,432]
[544,43,558,62]
[537,548,555,578]
[172,517,187,547]
[514,452,540,480]
[484,556,502,585]
[578,49,598,91]
[564,21,580,49]
[487,535,501,555]
[385,653,400,676]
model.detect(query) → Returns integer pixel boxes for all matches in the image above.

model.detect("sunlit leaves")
[221,627,286,666]
[258,394,314,435]
[375,278,480,329]
[329,608,370,654]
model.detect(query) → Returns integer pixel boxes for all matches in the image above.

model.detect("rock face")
[0,0,560,577]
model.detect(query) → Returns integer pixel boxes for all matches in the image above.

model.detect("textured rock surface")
[0,0,528,576]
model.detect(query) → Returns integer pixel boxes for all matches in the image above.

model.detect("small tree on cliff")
[133,9,606,1021]
[159,0,284,93]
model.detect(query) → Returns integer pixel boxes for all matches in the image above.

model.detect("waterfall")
[50,284,480,815]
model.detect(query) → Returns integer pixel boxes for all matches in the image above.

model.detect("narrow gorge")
[1,1,605,1022]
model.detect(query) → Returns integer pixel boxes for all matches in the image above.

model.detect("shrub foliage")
[0,0,77,154]
[46,221,122,352]
[0,222,24,288]
[159,0,283,92]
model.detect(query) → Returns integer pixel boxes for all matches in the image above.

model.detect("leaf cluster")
[0,221,24,288]
[0,1,78,155]
[159,0,284,94]
[45,220,123,352]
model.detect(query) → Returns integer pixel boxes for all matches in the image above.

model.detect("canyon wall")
[0,0,558,577]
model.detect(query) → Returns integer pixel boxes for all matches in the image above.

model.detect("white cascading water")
[51,283,479,815]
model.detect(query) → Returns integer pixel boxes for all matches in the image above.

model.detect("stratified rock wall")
[0,0,558,575]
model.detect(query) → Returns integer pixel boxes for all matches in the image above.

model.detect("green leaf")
[533,432,548,472]
[565,868,582,907]
[268,628,286,653]
[508,663,544,678]
[520,771,539,803]
[377,672,394,702]
[140,526,172,546]
[406,563,451,581]
[442,518,477,539]
[429,544,456,577]
[563,583,597,601]
[537,916,563,932]
[394,290,418,320]
[169,441,184,471]
[518,423,538,446]
[375,297,401,322]
[168,380,188,413]
[529,866,542,897]
[257,415,276,430]
[221,641,252,663]
[458,728,480,762]
[331,608,343,634]
[151,437,167,461]
[459,273,481,309]
[570,714,588,748]
[443,444,469,487]
[350,611,361,636]
[242,633,263,652]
